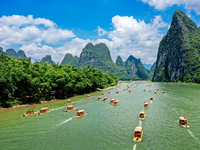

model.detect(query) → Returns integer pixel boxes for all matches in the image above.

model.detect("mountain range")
[3,9,199,83]
[0,44,153,80]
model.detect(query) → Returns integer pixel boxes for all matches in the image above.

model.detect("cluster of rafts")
[20,106,50,116]
[97,91,120,106]
[64,90,121,118]
[64,99,88,118]
[133,83,190,142]
[20,82,190,140]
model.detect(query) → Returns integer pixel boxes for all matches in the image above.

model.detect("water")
[0,82,200,150]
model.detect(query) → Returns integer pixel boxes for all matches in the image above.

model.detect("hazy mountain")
[5,48,17,58]
[17,50,27,58]
[125,55,150,80]
[41,55,55,65]
[143,64,152,71]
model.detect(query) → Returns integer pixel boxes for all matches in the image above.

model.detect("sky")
[1,0,200,65]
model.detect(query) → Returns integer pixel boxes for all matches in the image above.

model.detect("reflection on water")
[1,82,200,150]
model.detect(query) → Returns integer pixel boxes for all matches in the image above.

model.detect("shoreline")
[0,84,120,113]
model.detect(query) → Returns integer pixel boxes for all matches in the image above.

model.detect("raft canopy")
[140,111,144,114]
[77,110,84,113]
[67,100,72,102]
[67,105,73,108]
[134,126,142,132]
[179,117,187,120]
[40,107,48,110]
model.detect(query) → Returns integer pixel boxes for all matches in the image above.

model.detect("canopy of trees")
[0,51,119,107]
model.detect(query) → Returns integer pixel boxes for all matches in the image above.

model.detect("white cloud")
[105,15,168,64]
[0,15,55,27]
[95,26,108,36]
[141,0,200,15]
[1,14,168,64]
[0,15,75,48]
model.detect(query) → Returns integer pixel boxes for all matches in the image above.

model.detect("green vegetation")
[0,51,118,107]
[161,81,199,85]
[78,43,150,81]
[61,53,79,68]
[40,55,55,65]
[153,10,200,83]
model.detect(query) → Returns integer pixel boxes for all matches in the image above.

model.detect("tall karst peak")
[17,50,27,58]
[41,55,55,65]
[126,55,141,64]
[61,53,79,68]
[116,55,124,67]
[153,9,200,83]
[171,9,197,32]
[79,43,113,68]
[5,48,17,58]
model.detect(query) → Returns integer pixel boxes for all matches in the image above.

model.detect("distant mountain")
[116,55,124,67]
[0,47,3,55]
[17,50,27,58]
[61,53,79,68]
[125,55,150,80]
[153,9,200,83]
[0,48,27,59]
[149,62,156,78]
[143,64,152,71]
[78,43,150,80]
[41,55,55,65]
[5,48,17,58]
[79,43,114,70]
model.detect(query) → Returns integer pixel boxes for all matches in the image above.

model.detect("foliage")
[61,53,79,68]
[153,10,200,84]
[0,54,119,107]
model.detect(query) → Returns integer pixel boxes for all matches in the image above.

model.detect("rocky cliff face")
[153,10,200,83]
[125,55,150,79]
[41,55,55,65]
[61,53,79,68]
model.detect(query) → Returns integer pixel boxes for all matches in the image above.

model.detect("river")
[0,82,200,150]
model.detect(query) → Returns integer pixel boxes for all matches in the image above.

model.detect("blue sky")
[1,0,200,64]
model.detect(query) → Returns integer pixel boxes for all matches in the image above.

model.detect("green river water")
[0,82,200,150]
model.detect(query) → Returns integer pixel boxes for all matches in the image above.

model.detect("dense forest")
[0,50,119,107]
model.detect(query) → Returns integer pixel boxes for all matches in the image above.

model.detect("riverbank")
[0,84,120,113]
[161,81,200,85]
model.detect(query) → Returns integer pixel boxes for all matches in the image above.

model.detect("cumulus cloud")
[95,26,108,36]
[1,14,168,64]
[0,15,75,47]
[141,0,200,15]
[106,15,168,64]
